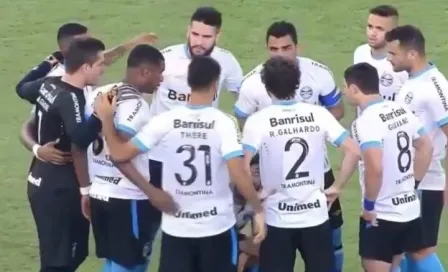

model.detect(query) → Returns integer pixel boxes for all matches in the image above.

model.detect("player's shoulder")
[353,43,370,57]
[241,63,263,87]
[212,46,237,59]
[211,46,240,67]
[299,57,333,75]
[160,44,185,57]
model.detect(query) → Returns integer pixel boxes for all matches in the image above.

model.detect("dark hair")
[188,56,221,90]
[266,21,298,44]
[385,25,425,55]
[369,5,399,17]
[191,7,222,28]
[344,63,379,95]
[57,23,88,42]
[64,37,105,74]
[261,56,300,100]
[127,44,164,68]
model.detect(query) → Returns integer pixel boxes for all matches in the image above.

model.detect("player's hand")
[324,185,340,208]
[237,252,250,272]
[44,51,62,66]
[132,33,158,46]
[94,89,117,121]
[37,139,72,165]
[361,210,378,227]
[252,211,266,244]
[81,195,91,221]
[149,189,178,214]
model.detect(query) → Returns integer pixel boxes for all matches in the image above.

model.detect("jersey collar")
[186,104,212,109]
[272,99,297,106]
[360,98,384,113]
[409,62,435,79]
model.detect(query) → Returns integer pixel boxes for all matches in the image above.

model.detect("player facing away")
[386,25,448,272]
[94,56,265,272]
[353,5,408,104]
[16,37,106,272]
[242,56,360,272]
[84,45,166,272]
[343,62,434,272]
[234,21,346,272]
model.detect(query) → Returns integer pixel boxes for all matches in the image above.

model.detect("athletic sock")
[109,261,148,272]
[332,227,343,272]
[398,254,408,272]
[392,266,402,272]
[409,253,444,272]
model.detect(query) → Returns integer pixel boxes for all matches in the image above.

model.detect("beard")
[187,39,216,57]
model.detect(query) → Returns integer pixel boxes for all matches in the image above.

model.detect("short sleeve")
[115,98,147,136]
[426,78,448,127]
[57,91,85,137]
[351,117,383,151]
[234,76,259,118]
[219,114,243,160]
[318,108,348,147]
[241,114,263,154]
[406,109,426,139]
[316,67,342,108]
[224,53,244,93]
[131,114,166,153]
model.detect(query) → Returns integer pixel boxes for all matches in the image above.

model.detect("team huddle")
[14,4,447,272]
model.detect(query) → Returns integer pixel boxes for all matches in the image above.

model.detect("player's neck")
[61,74,86,90]
[189,91,213,107]
[359,95,383,111]
[121,75,140,93]
[370,47,387,60]
[409,60,432,78]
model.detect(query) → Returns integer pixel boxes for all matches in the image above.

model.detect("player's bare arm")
[327,101,344,121]
[362,146,383,203]
[103,33,158,66]
[413,133,433,187]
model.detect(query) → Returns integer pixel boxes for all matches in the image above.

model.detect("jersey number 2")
[175,145,212,186]
[397,131,411,173]
[285,137,310,180]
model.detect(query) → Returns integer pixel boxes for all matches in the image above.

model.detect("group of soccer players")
[13,4,447,272]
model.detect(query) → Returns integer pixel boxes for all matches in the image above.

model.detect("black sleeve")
[57,92,102,149]
[16,61,52,90]
[16,78,46,104]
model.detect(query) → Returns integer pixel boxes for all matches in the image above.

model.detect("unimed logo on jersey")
[392,193,417,206]
[431,77,448,111]
[173,119,215,129]
[269,113,315,127]
[174,207,218,219]
[278,200,322,211]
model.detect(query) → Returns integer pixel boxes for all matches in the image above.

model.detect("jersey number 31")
[175,145,212,186]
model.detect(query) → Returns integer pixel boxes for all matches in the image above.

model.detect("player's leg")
[89,196,111,271]
[359,218,398,272]
[296,220,334,272]
[258,225,296,272]
[158,232,196,272]
[197,227,238,272]
[325,169,344,272]
[67,191,89,271]
[406,190,444,272]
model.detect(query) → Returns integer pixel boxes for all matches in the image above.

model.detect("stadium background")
[0,0,446,271]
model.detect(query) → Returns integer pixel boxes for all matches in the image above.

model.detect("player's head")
[343,63,380,106]
[187,56,221,100]
[366,5,398,49]
[265,21,298,61]
[187,7,222,57]
[64,37,105,86]
[385,25,426,73]
[57,23,89,56]
[126,44,165,94]
[261,56,300,100]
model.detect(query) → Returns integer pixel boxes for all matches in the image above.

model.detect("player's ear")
[186,25,191,39]
[295,42,301,55]
[215,28,221,42]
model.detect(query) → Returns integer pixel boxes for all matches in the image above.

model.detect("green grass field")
[0,0,447,271]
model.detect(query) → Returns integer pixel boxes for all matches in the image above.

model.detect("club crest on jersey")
[404,92,414,104]
[380,73,394,87]
[299,86,313,99]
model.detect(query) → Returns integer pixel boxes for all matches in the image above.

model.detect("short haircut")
[266,21,298,44]
[261,56,300,100]
[188,56,221,91]
[191,7,222,28]
[369,5,399,17]
[64,37,105,74]
[385,25,425,55]
[57,23,88,42]
[344,63,379,95]
[127,44,164,68]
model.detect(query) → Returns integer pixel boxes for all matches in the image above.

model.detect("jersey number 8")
[175,144,212,186]
[397,131,411,173]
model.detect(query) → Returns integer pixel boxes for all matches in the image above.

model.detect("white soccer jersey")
[396,64,448,191]
[131,105,242,238]
[148,44,243,118]
[353,44,408,102]
[242,101,348,228]
[352,99,424,222]
[85,83,151,200]
[235,57,341,172]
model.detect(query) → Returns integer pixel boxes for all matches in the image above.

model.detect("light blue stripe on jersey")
[360,141,382,151]
[223,150,243,161]
[243,144,257,154]
[230,227,238,265]
[417,127,426,136]
[436,117,448,127]
[116,124,137,136]
[333,131,349,147]
[131,200,139,239]
[131,137,150,153]
[319,87,342,108]
[409,63,435,79]
[234,106,249,118]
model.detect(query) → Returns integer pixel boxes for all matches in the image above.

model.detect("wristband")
[80,185,91,196]
[32,144,44,161]
[363,198,375,211]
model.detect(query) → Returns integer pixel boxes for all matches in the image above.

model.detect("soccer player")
[242,56,360,272]
[387,25,447,271]
[94,56,265,272]
[342,62,434,272]
[353,5,407,103]
[84,44,167,272]
[16,37,106,272]
[234,21,347,272]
